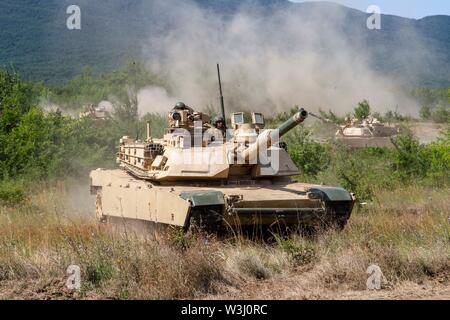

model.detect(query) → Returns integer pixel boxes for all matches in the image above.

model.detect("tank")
[80,104,109,120]
[310,113,400,148]
[90,105,355,234]
[90,65,355,234]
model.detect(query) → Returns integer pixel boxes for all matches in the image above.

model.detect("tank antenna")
[217,63,227,127]
[131,60,139,141]
[146,121,151,141]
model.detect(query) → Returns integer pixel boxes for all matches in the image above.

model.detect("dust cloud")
[39,98,80,118]
[137,86,180,116]
[60,181,95,220]
[139,0,421,116]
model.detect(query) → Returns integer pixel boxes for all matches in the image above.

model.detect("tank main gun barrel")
[243,108,308,162]
[277,108,308,136]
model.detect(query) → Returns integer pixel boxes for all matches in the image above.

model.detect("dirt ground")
[208,274,450,300]
[411,122,447,144]
[1,278,448,300]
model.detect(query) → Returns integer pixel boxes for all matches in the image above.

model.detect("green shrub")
[333,149,375,201]
[51,61,162,110]
[275,236,317,266]
[86,261,114,286]
[422,131,450,185]
[391,132,429,179]
[354,100,371,120]
[325,146,396,202]
[0,180,26,206]
[419,105,431,120]
[285,127,331,178]
[431,104,450,124]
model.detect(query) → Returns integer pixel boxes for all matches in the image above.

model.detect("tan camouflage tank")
[310,113,401,148]
[90,105,356,234]
[80,104,109,120]
[89,67,355,234]
[335,116,401,148]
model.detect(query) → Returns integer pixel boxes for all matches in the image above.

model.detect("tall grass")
[0,183,448,299]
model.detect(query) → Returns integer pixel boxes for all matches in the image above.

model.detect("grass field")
[0,181,448,300]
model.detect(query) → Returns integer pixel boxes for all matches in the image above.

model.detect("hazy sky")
[290,0,450,19]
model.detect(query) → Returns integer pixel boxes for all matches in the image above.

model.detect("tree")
[391,132,429,179]
[0,70,39,110]
[285,126,330,178]
[431,105,450,124]
[49,61,161,110]
[419,105,431,120]
[354,100,371,120]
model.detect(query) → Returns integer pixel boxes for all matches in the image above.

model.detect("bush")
[50,62,162,110]
[285,127,331,178]
[431,104,450,124]
[354,100,371,120]
[420,105,431,120]
[275,236,317,266]
[422,130,450,185]
[383,110,411,123]
[391,132,429,179]
[318,145,396,202]
[0,180,26,206]
[333,148,375,201]
[0,70,40,117]
[86,261,114,287]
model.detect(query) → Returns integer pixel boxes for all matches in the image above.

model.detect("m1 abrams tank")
[311,114,400,148]
[80,104,109,120]
[90,67,355,234]
[335,116,401,148]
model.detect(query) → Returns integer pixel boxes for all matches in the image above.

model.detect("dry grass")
[0,183,448,300]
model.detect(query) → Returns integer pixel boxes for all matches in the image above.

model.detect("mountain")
[0,0,449,87]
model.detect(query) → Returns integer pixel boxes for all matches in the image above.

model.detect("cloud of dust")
[137,86,181,116]
[39,98,80,118]
[98,100,115,113]
[60,181,95,220]
[139,0,421,117]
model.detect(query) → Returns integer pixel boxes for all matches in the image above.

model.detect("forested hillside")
[0,0,449,86]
